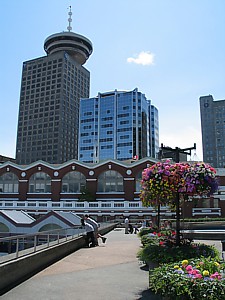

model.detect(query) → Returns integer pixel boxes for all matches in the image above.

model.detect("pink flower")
[186,265,193,272]
[190,269,200,275]
[194,273,203,279]
[210,272,222,280]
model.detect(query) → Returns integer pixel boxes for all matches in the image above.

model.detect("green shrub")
[138,227,173,238]
[138,227,156,237]
[140,229,175,246]
[140,234,158,247]
[137,242,219,265]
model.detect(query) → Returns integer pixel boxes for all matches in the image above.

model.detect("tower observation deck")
[44,32,93,65]
[44,7,93,65]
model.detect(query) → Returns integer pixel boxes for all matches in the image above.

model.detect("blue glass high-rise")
[79,88,159,163]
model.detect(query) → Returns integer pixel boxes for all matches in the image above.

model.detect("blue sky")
[0,0,225,161]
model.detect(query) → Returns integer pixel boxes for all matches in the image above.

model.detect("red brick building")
[0,158,224,221]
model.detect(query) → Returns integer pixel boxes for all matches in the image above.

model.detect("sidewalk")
[2,228,161,300]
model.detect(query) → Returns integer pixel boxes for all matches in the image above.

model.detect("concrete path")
[1,228,161,300]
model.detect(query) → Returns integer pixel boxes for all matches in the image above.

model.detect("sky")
[0,0,225,161]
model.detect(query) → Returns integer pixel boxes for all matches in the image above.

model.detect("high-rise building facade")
[200,95,225,168]
[150,105,159,158]
[78,88,159,163]
[16,10,93,164]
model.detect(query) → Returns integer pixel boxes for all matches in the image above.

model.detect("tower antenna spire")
[67,6,72,32]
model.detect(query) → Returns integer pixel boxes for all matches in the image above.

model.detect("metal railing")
[192,207,221,216]
[0,222,112,264]
[0,226,85,264]
[0,200,172,215]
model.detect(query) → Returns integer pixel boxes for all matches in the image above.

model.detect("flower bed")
[137,230,219,264]
[138,227,157,237]
[139,229,174,246]
[138,242,219,265]
[149,258,225,299]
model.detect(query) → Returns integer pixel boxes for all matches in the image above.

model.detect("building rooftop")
[0,210,35,224]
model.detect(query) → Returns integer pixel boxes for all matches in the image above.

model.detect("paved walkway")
[2,229,223,300]
[1,228,161,300]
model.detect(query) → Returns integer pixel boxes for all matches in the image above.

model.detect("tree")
[78,187,95,202]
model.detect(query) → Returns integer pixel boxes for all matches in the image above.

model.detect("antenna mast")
[67,6,72,32]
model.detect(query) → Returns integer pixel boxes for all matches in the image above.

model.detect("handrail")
[0,225,85,264]
[0,222,112,264]
[0,225,82,242]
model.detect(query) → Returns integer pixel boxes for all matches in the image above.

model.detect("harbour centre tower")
[16,9,93,164]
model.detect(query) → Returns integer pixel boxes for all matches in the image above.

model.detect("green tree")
[78,187,95,202]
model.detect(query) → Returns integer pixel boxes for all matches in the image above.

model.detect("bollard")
[221,240,225,252]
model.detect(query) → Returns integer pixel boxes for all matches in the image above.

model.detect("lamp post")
[160,143,196,245]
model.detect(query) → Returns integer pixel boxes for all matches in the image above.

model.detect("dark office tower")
[16,8,93,164]
[200,95,225,168]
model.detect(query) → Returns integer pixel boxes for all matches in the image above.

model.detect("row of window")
[0,171,142,193]
[80,128,132,137]
[81,135,130,144]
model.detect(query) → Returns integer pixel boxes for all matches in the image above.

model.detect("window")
[120,120,129,125]
[61,171,86,193]
[39,224,62,232]
[114,203,124,207]
[29,172,51,193]
[0,222,9,232]
[97,170,123,192]
[129,202,139,207]
[89,203,98,207]
[135,171,142,192]
[0,172,19,193]
[75,203,84,207]
[101,203,111,207]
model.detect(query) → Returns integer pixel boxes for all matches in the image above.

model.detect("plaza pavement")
[1,228,223,300]
[1,228,161,300]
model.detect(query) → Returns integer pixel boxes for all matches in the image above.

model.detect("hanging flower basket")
[140,161,218,207]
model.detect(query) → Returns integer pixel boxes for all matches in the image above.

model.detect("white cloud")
[127,51,155,66]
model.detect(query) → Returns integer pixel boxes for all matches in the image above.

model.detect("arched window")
[97,170,124,192]
[61,171,86,193]
[135,171,143,192]
[0,172,19,193]
[29,172,51,193]
[39,224,62,232]
[0,222,9,232]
